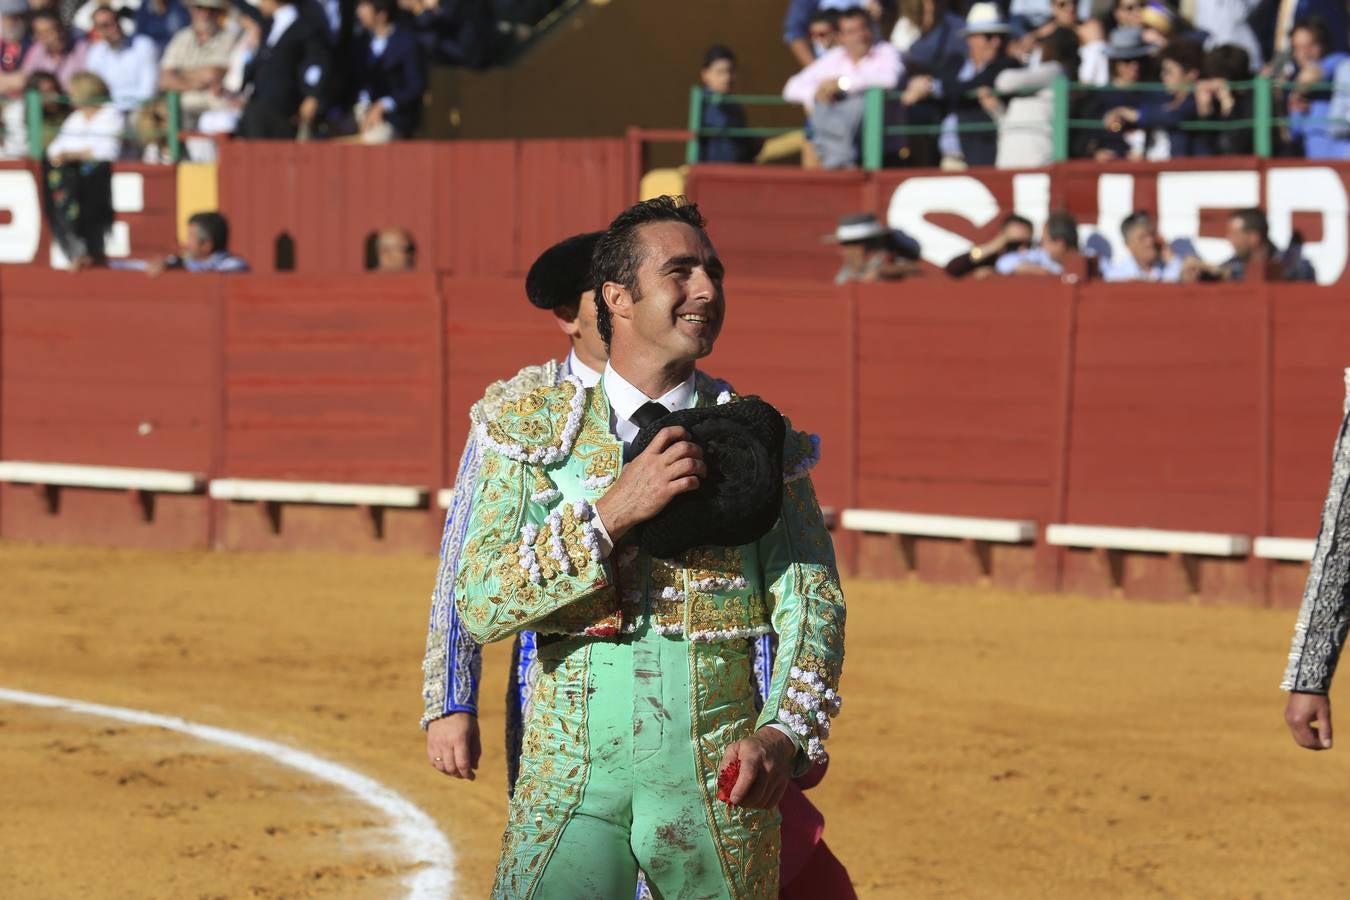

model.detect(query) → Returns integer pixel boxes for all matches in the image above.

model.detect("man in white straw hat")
[939,1,1017,167]
[824,212,920,284]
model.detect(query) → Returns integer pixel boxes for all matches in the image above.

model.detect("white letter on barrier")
[1156,170,1260,264]
[1092,173,1135,264]
[0,170,40,263]
[887,175,1000,266]
[1266,166,1346,285]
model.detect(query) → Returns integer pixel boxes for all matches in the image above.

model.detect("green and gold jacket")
[454,372,846,762]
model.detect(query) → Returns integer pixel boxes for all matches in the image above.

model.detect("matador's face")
[623,221,725,364]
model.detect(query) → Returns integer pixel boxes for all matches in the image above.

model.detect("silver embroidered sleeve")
[421,431,487,726]
[1283,407,1350,693]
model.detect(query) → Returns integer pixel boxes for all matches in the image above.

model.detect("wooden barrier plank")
[223,274,439,485]
[1065,283,1265,534]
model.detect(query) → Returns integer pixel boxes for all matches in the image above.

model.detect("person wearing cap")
[421,231,610,790]
[158,0,242,128]
[1102,36,1205,159]
[1073,26,1155,158]
[783,5,903,168]
[452,196,845,899]
[828,211,921,283]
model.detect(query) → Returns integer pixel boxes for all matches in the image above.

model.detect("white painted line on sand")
[0,687,454,899]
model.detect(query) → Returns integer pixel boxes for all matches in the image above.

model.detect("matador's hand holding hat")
[628,398,787,558]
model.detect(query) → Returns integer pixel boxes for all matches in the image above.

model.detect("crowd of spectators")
[0,0,566,160]
[831,203,1316,284]
[723,0,1350,169]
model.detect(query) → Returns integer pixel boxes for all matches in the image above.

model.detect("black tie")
[629,401,669,431]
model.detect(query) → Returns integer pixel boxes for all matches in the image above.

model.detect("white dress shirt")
[602,363,697,449]
[267,4,299,47]
[565,350,602,389]
[590,363,698,554]
[87,35,159,112]
[47,105,126,163]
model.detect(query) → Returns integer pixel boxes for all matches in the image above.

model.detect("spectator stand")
[684,77,1289,171]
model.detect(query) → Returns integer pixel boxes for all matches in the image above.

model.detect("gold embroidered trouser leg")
[492,625,779,900]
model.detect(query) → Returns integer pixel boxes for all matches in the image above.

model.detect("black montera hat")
[629,397,787,558]
[525,231,603,309]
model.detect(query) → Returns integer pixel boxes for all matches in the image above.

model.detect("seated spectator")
[826,212,921,283]
[373,226,414,271]
[1190,208,1317,282]
[402,0,495,69]
[1100,210,1184,281]
[159,0,241,128]
[1105,0,1144,38]
[135,0,191,53]
[992,26,1079,168]
[0,70,60,158]
[1,0,27,76]
[890,0,964,73]
[350,0,425,141]
[783,6,903,170]
[151,210,249,272]
[784,0,852,67]
[807,9,840,59]
[237,0,330,139]
[1194,44,1253,155]
[697,45,759,163]
[945,213,1034,277]
[1074,26,1155,158]
[1282,17,1349,158]
[939,2,1018,168]
[1102,37,1205,159]
[87,6,159,113]
[996,210,1079,274]
[0,10,87,95]
[47,70,124,163]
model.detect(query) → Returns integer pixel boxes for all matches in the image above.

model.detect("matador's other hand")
[719,727,796,809]
[427,712,481,778]
[1286,692,1333,750]
[595,425,704,543]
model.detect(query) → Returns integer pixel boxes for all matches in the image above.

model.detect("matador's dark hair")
[592,196,707,348]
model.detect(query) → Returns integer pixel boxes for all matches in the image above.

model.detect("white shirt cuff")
[591,508,615,559]
[765,722,796,742]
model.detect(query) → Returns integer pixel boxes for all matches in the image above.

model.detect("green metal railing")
[8,90,184,162]
[686,76,1323,170]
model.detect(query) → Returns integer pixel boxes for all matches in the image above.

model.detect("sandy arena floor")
[1,541,1348,899]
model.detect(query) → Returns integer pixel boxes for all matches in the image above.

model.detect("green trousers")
[492,623,780,899]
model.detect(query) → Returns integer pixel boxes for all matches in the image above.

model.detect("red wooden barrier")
[217,140,629,278]
[216,273,442,553]
[1,269,1347,606]
[0,268,218,549]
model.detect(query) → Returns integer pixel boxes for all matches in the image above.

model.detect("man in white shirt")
[87,7,159,113]
[1100,210,1186,282]
[996,211,1079,276]
[783,6,902,168]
